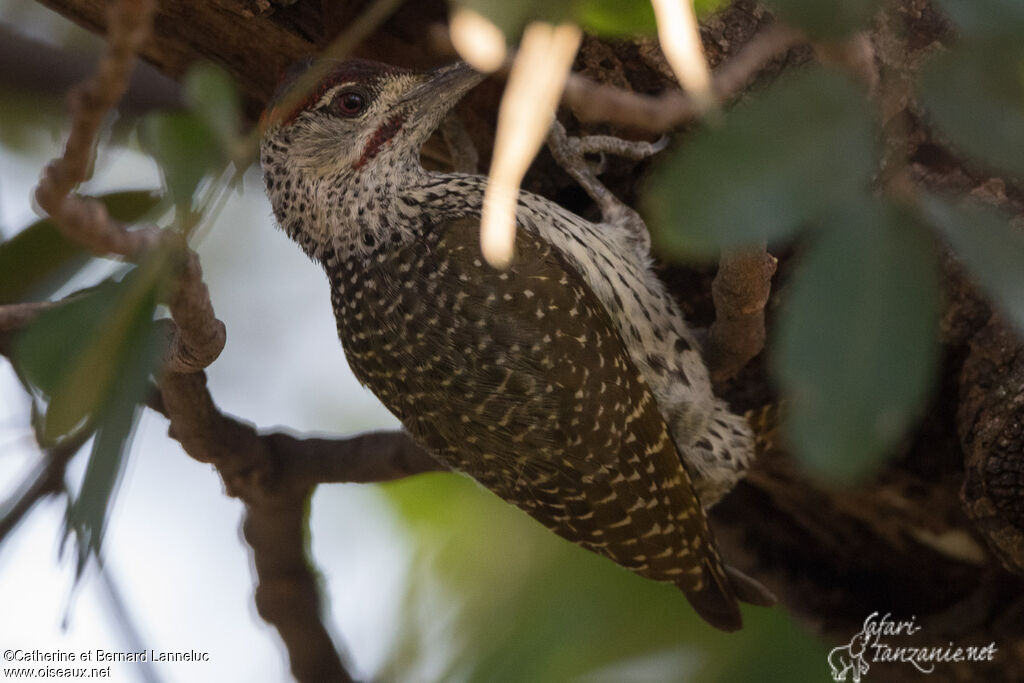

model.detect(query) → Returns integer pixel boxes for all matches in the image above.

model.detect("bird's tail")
[681,558,743,632]
[726,565,777,607]
[744,401,783,457]
[680,557,777,632]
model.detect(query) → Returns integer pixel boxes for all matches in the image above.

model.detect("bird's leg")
[546,119,667,253]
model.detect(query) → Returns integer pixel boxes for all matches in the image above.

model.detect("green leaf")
[378,473,828,682]
[0,83,64,154]
[139,112,222,207]
[96,189,165,225]
[572,0,731,35]
[646,67,877,259]
[0,190,161,305]
[453,0,728,37]
[450,0,572,38]
[16,249,170,570]
[766,0,883,38]
[772,200,941,481]
[693,0,733,16]
[933,0,1024,42]
[0,221,88,305]
[919,45,1024,179]
[184,62,242,151]
[13,250,171,442]
[923,195,1024,335]
[66,402,144,575]
[63,255,166,573]
[574,0,656,36]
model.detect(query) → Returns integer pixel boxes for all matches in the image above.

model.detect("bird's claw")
[545,118,654,251]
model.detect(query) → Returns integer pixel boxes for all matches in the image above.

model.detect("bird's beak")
[400,61,485,142]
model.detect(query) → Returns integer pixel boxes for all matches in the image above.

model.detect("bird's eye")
[333,89,366,117]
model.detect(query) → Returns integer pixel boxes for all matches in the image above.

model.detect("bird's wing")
[349,216,742,630]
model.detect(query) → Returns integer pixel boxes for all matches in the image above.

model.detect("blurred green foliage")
[646,67,876,258]
[139,62,241,223]
[765,0,882,38]
[12,252,170,444]
[183,63,242,154]
[645,1,1024,484]
[772,201,941,480]
[380,473,827,682]
[139,112,222,210]
[919,38,1024,180]
[924,196,1024,335]
[932,0,1024,42]
[450,0,729,39]
[0,190,161,304]
[12,251,173,571]
[2,59,239,573]
[0,83,66,154]
[574,0,658,36]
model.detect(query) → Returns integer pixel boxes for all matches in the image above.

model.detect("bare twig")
[245,494,356,683]
[814,31,878,94]
[33,0,155,205]
[158,371,343,682]
[431,20,801,134]
[0,301,60,335]
[155,371,440,683]
[706,248,778,383]
[563,24,803,132]
[272,430,444,487]
[23,212,226,374]
[709,23,803,98]
[149,374,441,494]
[162,249,225,373]
[0,429,91,545]
[2,291,434,683]
[29,0,224,374]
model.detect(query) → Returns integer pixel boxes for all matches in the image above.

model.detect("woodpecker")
[260,58,771,631]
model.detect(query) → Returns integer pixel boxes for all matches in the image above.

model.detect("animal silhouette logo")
[828,631,870,682]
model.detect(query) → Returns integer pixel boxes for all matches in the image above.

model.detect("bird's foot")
[546,119,666,251]
[571,131,669,163]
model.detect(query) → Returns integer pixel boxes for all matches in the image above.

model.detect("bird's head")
[259,58,483,262]
[261,58,483,179]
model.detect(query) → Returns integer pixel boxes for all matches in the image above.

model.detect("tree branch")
[2,301,440,683]
[33,0,155,203]
[562,23,803,132]
[152,372,441,499]
[154,371,441,683]
[705,248,777,384]
[7,1,343,678]
[0,430,90,545]
[157,373,350,682]
[29,0,225,375]
[958,316,1024,575]
[0,301,59,338]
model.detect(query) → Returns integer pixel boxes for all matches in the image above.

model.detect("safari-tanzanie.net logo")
[828,612,997,681]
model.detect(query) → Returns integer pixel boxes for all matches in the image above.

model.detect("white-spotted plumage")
[260,58,771,631]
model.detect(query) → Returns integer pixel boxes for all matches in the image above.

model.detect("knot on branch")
[163,248,226,372]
